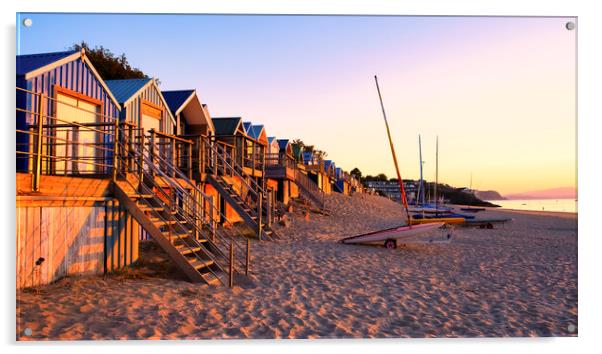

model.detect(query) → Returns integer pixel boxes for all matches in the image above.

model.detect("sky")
[16,14,577,195]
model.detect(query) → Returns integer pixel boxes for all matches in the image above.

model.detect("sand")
[16,193,578,340]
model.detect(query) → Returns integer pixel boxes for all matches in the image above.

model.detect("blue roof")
[267,136,277,144]
[303,152,313,163]
[248,125,264,140]
[105,78,152,104]
[324,160,335,170]
[162,90,195,115]
[17,50,78,76]
[242,122,252,133]
[277,139,290,150]
[213,117,242,135]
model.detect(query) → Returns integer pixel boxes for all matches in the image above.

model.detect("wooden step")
[202,272,223,286]
[127,193,154,199]
[138,205,164,213]
[151,218,179,226]
[164,231,190,241]
[152,216,188,224]
[189,258,214,270]
[175,245,202,255]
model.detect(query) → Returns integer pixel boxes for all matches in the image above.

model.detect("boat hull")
[341,222,445,244]
[409,217,465,225]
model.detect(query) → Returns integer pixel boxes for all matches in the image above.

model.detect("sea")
[486,198,577,213]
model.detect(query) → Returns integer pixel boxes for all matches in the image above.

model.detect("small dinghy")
[460,207,486,213]
[462,218,512,229]
[340,76,454,249]
[410,217,465,225]
[340,222,448,248]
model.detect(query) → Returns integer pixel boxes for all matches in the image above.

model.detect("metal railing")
[116,125,251,284]
[265,153,296,169]
[16,87,118,191]
[293,166,326,210]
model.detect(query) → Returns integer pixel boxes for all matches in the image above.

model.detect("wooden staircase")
[206,174,275,240]
[113,179,226,285]
[204,140,278,241]
[292,167,326,210]
[112,125,251,286]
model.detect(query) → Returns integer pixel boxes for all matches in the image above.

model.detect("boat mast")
[374,75,411,226]
[418,134,425,205]
[434,135,438,212]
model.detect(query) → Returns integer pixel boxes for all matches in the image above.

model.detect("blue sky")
[16,13,576,194]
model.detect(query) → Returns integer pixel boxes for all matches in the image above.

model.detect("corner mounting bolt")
[566,21,575,30]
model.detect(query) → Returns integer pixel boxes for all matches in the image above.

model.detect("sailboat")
[340,76,451,248]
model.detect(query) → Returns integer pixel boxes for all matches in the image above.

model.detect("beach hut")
[334,167,351,195]
[162,89,216,182]
[16,49,121,174]
[213,117,245,137]
[15,49,142,288]
[105,78,176,136]
[242,121,252,135]
[162,89,215,136]
[267,137,279,156]
[291,143,303,163]
[277,139,293,157]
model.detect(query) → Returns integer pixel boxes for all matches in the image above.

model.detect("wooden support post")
[229,241,234,288]
[128,124,133,172]
[252,140,256,172]
[192,189,198,241]
[212,143,218,176]
[257,191,263,241]
[112,118,119,181]
[188,142,193,179]
[32,93,44,191]
[149,129,155,180]
[170,138,176,178]
[266,189,272,228]
[63,130,70,176]
[245,238,250,275]
[138,134,145,182]
[209,195,216,242]
[71,125,80,174]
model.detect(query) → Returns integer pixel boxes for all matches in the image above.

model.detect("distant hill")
[476,190,506,200]
[505,187,577,200]
[426,183,500,207]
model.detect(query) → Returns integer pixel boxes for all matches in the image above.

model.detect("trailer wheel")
[384,239,397,249]
[486,223,494,229]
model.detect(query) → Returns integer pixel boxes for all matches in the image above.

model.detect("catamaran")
[340,76,452,248]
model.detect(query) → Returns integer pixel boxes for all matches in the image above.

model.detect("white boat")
[339,76,454,250]
[340,222,449,248]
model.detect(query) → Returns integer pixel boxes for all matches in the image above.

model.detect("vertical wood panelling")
[16,200,139,289]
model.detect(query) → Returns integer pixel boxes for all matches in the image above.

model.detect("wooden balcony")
[265,153,296,180]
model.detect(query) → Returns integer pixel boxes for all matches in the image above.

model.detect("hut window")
[54,87,101,174]
[141,100,163,134]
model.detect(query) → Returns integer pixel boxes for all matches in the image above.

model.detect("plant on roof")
[71,41,153,81]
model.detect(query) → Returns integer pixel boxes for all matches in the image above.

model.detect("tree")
[350,167,362,180]
[376,173,388,181]
[313,149,327,160]
[71,41,150,81]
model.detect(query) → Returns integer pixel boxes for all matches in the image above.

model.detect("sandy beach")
[16,193,578,340]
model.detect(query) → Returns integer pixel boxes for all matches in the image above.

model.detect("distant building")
[364,180,417,202]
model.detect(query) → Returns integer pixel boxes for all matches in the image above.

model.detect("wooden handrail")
[151,129,194,144]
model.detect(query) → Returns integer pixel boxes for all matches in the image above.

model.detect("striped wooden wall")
[16,200,139,289]
[123,82,175,135]
[19,58,120,125]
